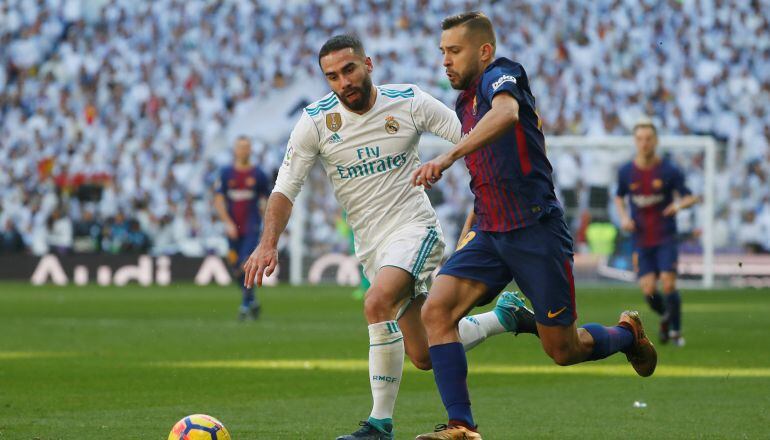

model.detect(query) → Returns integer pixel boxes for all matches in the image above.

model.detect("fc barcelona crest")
[652,179,663,189]
[385,115,399,134]
[472,96,478,116]
[326,113,343,132]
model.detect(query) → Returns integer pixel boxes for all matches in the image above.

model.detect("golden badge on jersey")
[652,178,663,189]
[385,115,399,134]
[472,96,478,116]
[326,113,343,132]
[630,182,639,191]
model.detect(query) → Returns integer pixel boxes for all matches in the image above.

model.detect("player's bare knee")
[420,302,450,332]
[639,282,656,296]
[420,303,438,326]
[408,354,432,371]
[661,280,676,294]
[549,349,574,366]
[544,343,576,366]
[363,289,397,322]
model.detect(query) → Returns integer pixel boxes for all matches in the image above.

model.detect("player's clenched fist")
[411,153,454,189]
[243,244,278,288]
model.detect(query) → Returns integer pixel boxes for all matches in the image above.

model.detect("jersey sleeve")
[256,167,272,198]
[671,165,692,196]
[616,166,629,197]
[272,110,320,203]
[215,168,228,195]
[481,64,527,105]
[411,86,462,144]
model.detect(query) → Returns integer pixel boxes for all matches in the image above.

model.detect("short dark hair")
[318,34,366,65]
[633,119,658,136]
[441,11,496,49]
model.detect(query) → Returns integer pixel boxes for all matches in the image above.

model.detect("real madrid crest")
[385,115,399,134]
[326,113,343,132]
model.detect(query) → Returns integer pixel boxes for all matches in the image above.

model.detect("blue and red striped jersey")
[616,158,692,248]
[217,165,271,237]
[455,57,561,232]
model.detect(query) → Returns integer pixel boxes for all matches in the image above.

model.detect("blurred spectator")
[124,219,150,254]
[737,210,766,254]
[0,0,767,258]
[0,219,25,253]
[73,208,102,253]
[46,207,73,254]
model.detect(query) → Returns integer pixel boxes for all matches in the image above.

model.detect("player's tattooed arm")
[243,192,293,288]
[411,93,519,189]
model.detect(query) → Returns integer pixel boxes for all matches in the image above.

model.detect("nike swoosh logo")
[547,306,567,319]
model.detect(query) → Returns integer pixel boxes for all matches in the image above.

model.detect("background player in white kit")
[242,35,537,440]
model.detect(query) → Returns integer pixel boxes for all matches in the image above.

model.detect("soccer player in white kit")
[243,35,537,440]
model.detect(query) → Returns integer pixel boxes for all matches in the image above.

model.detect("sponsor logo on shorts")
[547,306,567,319]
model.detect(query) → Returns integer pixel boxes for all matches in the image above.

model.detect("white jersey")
[274,84,461,262]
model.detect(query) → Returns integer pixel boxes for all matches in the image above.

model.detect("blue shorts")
[228,233,260,269]
[439,215,577,327]
[635,242,678,277]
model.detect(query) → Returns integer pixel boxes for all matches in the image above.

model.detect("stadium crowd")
[1,0,769,258]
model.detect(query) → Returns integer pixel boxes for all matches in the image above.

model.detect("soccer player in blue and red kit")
[615,121,699,346]
[411,12,657,439]
[215,136,272,320]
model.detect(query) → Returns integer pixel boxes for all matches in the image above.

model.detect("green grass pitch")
[1,282,768,439]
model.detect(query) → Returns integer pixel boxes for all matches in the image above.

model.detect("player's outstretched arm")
[244,109,319,287]
[243,192,293,288]
[411,93,520,189]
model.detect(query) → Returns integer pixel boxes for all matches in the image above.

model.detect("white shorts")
[361,223,445,298]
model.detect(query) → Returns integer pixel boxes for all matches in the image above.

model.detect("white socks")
[368,320,404,421]
[458,311,507,351]
[366,312,504,421]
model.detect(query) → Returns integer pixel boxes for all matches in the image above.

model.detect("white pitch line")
[0,351,78,359]
[151,359,770,378]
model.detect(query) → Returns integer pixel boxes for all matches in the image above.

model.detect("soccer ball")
[168,414,232,440]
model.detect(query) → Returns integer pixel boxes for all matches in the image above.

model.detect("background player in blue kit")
[214,136,272,320]
[615,121,700,346]
[411,12,658,439]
